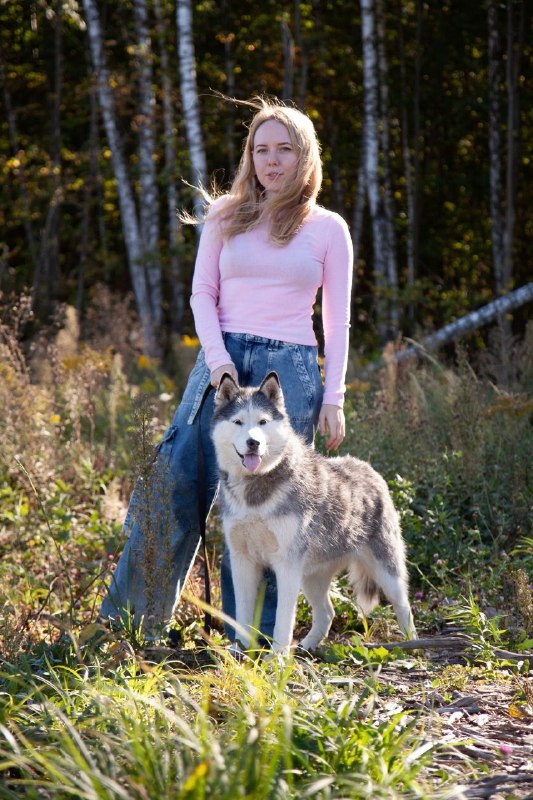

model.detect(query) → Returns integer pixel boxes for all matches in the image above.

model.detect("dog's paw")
[298,635,321,652]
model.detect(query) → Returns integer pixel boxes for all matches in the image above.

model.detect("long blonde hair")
[200,98,323,246]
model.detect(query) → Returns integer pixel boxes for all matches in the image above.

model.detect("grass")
[0,297,532,798]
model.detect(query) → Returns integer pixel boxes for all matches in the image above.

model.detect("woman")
[99,98,353,641]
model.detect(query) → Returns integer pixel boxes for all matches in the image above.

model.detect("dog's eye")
[234,419,243,426]
[259,419,268,426]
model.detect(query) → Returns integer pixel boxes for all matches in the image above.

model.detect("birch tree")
[375,0,398,331]
[360,0,388,339]
[154,0,184,326]
[82,0,159,357]
[133,0,162,335]
[176,0,207,221]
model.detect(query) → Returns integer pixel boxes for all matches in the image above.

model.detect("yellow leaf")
[508,703,525,719]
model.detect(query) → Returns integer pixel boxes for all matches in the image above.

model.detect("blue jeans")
[99,333,323,639]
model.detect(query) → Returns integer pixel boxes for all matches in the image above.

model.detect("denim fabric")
[99,332,323,639]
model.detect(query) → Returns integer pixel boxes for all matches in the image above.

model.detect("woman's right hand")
[210,363,239,388]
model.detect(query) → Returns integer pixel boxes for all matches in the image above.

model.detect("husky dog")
[212,372,417,654]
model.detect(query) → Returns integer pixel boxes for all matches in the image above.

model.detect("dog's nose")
[246,437,260,451]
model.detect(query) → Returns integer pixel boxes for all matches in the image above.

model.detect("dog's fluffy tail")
[348,563,380,616]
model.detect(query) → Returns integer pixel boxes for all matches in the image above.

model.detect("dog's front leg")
[271,566,302,654]
[230,553,262,649]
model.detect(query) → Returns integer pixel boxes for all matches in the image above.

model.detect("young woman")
[99,99,353,641]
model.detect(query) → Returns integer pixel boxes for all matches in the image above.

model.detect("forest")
[0,1,532,799]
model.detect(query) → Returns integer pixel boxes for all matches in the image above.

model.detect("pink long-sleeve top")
[190,200,353,407]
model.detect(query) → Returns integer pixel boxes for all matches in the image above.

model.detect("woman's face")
[252,119,299,193]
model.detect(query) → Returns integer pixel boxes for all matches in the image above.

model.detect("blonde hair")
[200,98,322,246]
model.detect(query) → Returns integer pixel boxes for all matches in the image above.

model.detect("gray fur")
[212,372,417,654]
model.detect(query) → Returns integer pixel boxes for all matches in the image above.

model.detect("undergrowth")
[0,293,531,798]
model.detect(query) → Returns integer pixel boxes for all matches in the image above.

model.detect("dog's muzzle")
[234,443,262,473]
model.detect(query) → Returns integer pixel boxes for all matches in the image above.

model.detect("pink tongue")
[243,454,262,473]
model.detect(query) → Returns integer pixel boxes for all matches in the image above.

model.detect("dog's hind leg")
[350,556,417,640]
[299,568,337,651]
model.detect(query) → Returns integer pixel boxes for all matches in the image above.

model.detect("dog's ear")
[215,372,239,405]
[259,372,283,406]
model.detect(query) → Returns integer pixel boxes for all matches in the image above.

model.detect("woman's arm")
[320,213,354,448]
[190,197,235,373]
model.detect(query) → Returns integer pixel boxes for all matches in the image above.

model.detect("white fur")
[213,374,417,654]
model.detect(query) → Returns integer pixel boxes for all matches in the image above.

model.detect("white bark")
[363,283,533,372]
[361,0,387,338]
[375,0,398,332]
[132,0,162,333]
[407,283,533,356]
[153,0,184,327]
[82,0,158,357]
[176,0,207,221]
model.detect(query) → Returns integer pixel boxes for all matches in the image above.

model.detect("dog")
[212,372,417,654]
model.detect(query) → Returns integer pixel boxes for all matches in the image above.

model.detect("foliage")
[0,0,531,347]
[0,304,532,797]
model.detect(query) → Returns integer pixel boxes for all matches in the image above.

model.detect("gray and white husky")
[212,372,417,654]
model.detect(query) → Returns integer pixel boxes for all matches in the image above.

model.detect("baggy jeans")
[99,333,323,639]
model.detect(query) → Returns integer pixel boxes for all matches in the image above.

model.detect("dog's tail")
[348,563,380,616]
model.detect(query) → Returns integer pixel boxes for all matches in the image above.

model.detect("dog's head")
[211,372,290,475]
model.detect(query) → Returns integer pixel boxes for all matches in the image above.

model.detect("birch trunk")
[133,0,162,333]
[361,0,387,339]
[294,0,308,109]
[281,18,294,101]
[153,0,185,328]
[176,0,207,221]
[487,0,505,295]
[398,7,415,317]
[375,0,398,332]
[82,0,158,357]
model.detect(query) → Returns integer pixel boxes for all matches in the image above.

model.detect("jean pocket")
[154,424,179,466]
[288,345,316,404]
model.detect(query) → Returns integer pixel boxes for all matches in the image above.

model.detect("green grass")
[0,309,532,798]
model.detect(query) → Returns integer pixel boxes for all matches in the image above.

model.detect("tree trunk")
[407,283,533,356]
[82,0,159,357]
[363,283,533,372]
[37,0,62,316]
[503,0,524,291]
[412,0,422,284]
[360,0,387,339]
[294,0,308,109]
[153,0,185,329]
[132,0,162,335]
[176,0,207,221]
[487,0,505,295]
[375,0,398,333]
[398,5,415,319]
[281,17,294,101]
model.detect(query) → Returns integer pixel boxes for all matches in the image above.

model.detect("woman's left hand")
[318,404,345,451]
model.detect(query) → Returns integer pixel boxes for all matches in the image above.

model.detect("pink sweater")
[190,202,353,406]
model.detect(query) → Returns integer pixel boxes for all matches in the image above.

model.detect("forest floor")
[143,627,533,800]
